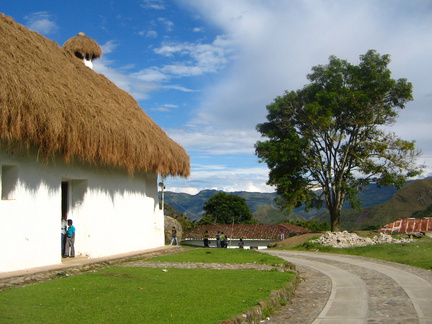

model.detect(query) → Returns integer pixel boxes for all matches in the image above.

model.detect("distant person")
[63,219,75,258]
[170,226,178,245]
[224,234,229,248]
[61,215,67,256]
[280,227,286,240]
[238,238,244,249]
[216,231,221,248]
[203,230,210,247]
[219,232,226,248]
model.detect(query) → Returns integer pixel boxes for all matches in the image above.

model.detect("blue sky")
[2,0,432,194]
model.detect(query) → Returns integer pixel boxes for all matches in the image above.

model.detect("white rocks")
[314,231,413,248]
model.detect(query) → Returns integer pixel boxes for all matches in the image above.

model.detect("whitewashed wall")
[0,148,164,273]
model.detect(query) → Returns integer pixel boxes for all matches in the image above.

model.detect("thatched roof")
[63,32,102,59]
[0,14,189,177]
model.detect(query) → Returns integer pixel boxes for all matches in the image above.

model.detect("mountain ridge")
[164,181,405,227]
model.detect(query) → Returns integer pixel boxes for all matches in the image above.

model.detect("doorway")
[61,181,69,219]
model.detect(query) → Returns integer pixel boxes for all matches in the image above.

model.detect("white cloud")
[146,30,158,38]
[24,12,58,35]
[150,103,178,112]
[133,67,168,82]
[93,58,160,100]
[100,40,118,55]
[176,0,432,138]
[157,17,174,31]
[167,127,258,155]
[163,85,196,92]
[141,0,165,10]
[154,37,233,77]
[167,165,274,193]
[94,35,232,101]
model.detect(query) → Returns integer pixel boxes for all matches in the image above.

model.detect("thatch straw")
[63,32,102,59]
[0,14,190,177]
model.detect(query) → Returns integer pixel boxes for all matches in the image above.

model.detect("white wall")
[0,148,164,273]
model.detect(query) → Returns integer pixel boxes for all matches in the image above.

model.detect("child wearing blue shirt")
[63,219,76,258]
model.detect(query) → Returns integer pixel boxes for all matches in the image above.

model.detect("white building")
[0,14,190,273]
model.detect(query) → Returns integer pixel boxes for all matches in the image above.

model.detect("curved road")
[262,251,432,324]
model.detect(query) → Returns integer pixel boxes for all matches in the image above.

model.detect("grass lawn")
[0,250,295,324]
[285,235,432,270]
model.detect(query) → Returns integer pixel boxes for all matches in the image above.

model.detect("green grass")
[151,248,289,266]
[0,267,294,324]
[285,236,432,270]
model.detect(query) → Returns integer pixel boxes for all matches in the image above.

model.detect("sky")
[2,0,432,194]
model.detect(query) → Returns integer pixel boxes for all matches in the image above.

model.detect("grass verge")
[283,235,432,270]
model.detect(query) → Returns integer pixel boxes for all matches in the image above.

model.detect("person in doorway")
[61,215,68,256]
[203,230,210,247]
[63,219,76,258]
[170,226,178,245]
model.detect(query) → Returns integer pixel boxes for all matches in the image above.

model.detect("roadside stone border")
[222,274,300,324]
[120,260,292,271]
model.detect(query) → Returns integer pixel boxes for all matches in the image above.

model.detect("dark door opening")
[61,181,69,219]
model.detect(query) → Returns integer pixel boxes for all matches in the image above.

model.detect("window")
[1,165,18,200]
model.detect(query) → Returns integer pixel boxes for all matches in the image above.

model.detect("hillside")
[314,178,432,230]
[165,190,281,222]
[164,182,400,225]
[253,205,305,224]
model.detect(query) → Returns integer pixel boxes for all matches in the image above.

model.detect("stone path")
[262,251,432,324]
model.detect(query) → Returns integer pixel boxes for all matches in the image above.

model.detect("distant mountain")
[164,181,401,225]
[313,178,432,230]
[165,189,281,222]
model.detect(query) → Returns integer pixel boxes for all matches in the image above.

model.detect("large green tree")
[200,192,255,225]
[255,50,422,231]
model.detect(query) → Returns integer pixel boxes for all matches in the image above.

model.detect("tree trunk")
[329,208,340,232]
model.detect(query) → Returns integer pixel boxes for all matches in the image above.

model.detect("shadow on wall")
[2,146,158,206]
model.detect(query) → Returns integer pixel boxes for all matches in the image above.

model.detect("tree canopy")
[199,192,255,225]
[255,50,422,231]
[164,203,195,232]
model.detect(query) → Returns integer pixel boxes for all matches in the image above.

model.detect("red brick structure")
[183,223,311,240]
[379,218,432,233]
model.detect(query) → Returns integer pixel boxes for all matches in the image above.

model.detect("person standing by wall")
[170,226,178,245]
[203,230,210,247]
[63,219,75,258]
[216,231,221,248]
[219,232,226,248]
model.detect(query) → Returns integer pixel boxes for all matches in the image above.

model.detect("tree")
[164,203,195,232]
[200,192,255,224]
[294,220,330,232]
[255,50,422,231]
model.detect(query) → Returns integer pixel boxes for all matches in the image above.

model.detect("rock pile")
[314,231,413,248]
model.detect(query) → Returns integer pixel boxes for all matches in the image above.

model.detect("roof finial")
[78,32,86,36]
